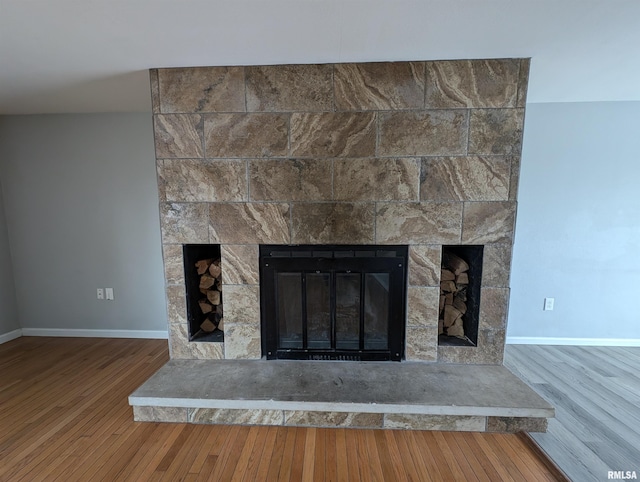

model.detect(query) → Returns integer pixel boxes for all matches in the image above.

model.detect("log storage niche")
[183,244,224,342]
[438,245,483,347]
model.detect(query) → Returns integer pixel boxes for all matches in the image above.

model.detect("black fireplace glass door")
[277,273,303,349]
[364,273,390,350]
[335,273,361,350]
[306,273,331,348]
[261,245,407,361]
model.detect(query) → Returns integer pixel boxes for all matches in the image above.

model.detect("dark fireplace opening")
[438,245,483,347]
[183,244,224,343]
[260,245,408,361]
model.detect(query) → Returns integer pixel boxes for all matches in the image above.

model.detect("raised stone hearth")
[129,360,553,432]
[131,58,554,431]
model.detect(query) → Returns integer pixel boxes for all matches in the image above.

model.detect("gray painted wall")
[0,178,19,335]
[508,101,640,340]
[0,113,166,332]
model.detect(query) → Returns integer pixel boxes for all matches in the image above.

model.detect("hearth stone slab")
[130,360,553,432]
[189,408,284,425]
[284,411,384,428]
[133,406,188,423]
[383,414,486,432]
[486,416,548,433]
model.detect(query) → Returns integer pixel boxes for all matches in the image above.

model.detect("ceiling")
[1,0,639,114]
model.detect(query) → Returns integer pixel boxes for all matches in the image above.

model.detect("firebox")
[260,245,408,361]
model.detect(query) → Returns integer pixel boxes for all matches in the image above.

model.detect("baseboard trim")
[21,328,168,339]
[507,336,640,347]
[0,329,23,345]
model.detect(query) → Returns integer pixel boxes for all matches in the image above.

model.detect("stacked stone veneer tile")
[133,406,547,433]
[151,59,530,364]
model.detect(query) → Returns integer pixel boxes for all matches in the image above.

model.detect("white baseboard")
[507,336,640,347]
[0,329,23,345]
[21,328,168,339]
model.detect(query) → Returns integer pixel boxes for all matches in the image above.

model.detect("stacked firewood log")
[438,253,469,338]
[195,258,223,332]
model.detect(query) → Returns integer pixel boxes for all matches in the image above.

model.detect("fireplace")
[153,58,528,365]
[132,58,551,434]
[260,245,407,361]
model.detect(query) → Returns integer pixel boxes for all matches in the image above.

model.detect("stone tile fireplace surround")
[153,58,529,366]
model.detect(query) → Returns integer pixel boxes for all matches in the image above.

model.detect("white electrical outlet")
[97,288,104,300]
[105,288,114,300]
[544,297,555,311]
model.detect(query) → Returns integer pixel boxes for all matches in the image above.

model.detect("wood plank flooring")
[0,337,564,481]
[505,344,640,482]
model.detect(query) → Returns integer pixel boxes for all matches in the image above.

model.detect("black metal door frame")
[259,245,407,361]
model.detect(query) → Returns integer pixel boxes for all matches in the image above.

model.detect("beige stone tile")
[204,113,289,158]
[407,287,439,327]
[291,203,375,244]
[334,158,420,201]
[378,110,468,157]
[408,245,441,287]
[209,203,290,244]
[384,414,486,431]
[284,411,384,428]
[334,62,425,110]
[405,326,438,361]
[224,285,260,325]
[249,159,332,201]
[166,285,187,324]
[487,416,548,433]
[169,323,225,359]
[516,59,531,108]
[436,345,474,364]
[482,244,512,288]
[149,69,160,114]
[133,406,188,423]
[163,244,184,286]
[154,114,203,158]
[158,159,247,202]
[246,64,333,112]
[375,202,462,245]
[160,202,209,244]
[224,322,262,359]
[169,323,190,358]
[468,109,524,156]
[438,329,505,364]
[425,59,519,109]
[479,288,509,330]
[158,67,245,113]
[189,342,225,360]
[461,201,516,244]
[189,408,283,425]
[290,112,376,158]
[477,329,506,364]
[420,157,510,202]
[221,245,259,285]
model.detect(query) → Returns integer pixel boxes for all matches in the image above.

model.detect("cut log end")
[209,262,222,279]
[199,275,215,290]
[206,290,221,306]
[198,300,213,314]
[200,319,216,333]
[195,258,214,275]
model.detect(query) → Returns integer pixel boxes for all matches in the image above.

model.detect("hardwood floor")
[505,344,640,482]
[0,337,563,481]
